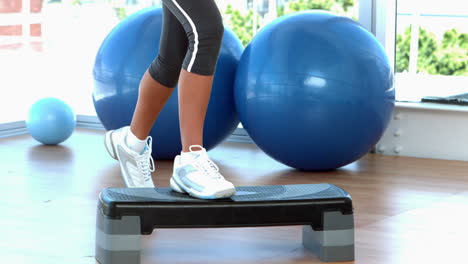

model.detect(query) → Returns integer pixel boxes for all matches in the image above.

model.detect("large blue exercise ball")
[93,7,243,159]
[26,97,76,145]
[235,11,395,171]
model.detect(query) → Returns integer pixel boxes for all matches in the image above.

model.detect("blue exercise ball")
[235,11,395,171]
[26,97,76,145]
[93,7,243,159]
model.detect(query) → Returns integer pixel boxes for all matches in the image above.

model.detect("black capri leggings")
[148,0,224,88]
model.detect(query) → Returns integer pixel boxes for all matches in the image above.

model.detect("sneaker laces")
[136,136,155,182]
[190,145,222,179]
[200,157,222,179]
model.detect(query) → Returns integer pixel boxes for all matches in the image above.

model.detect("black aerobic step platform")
[95,183,354,264]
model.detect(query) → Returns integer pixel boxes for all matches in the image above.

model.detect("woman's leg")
[177,70,214,152]
[129,70,173,141]
[103,5,189,188]
[130,5,189,141]
[161,0,224,153]
[162,0,235,199]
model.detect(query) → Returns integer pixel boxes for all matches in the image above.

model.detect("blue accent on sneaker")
[140,145,149,155]
[175,166,205,192]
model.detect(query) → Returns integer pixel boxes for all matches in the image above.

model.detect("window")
[0,0,162,124]
[395,0,468,102]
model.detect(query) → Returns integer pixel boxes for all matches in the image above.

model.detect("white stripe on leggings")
[170,0,199,72]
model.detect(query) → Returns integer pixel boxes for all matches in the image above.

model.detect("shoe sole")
[104,130,118,160]
[170,177,186,193]
[170,174,235,199]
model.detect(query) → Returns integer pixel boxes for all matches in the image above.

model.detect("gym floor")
[1,128,468,264]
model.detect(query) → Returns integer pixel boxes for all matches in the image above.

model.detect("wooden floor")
[1,128,468,264]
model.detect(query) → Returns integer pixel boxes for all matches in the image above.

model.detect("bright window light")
[395,0,468,102]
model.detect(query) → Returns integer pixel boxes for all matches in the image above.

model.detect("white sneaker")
[104,126,155,188]
[170,145,236,199]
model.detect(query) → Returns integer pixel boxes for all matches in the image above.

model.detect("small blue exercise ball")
[93,7,243,159]
[26,97,76,145]
[235,11,395,170]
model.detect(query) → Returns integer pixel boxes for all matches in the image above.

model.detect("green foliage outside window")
[224,5,260,46]
[224,0,466,76]
[226,0,355,46]
[396,27,468,76]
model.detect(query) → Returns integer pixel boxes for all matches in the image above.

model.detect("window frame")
[359,0,397,71]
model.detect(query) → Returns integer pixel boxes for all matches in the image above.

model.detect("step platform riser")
[95,184,355,263]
